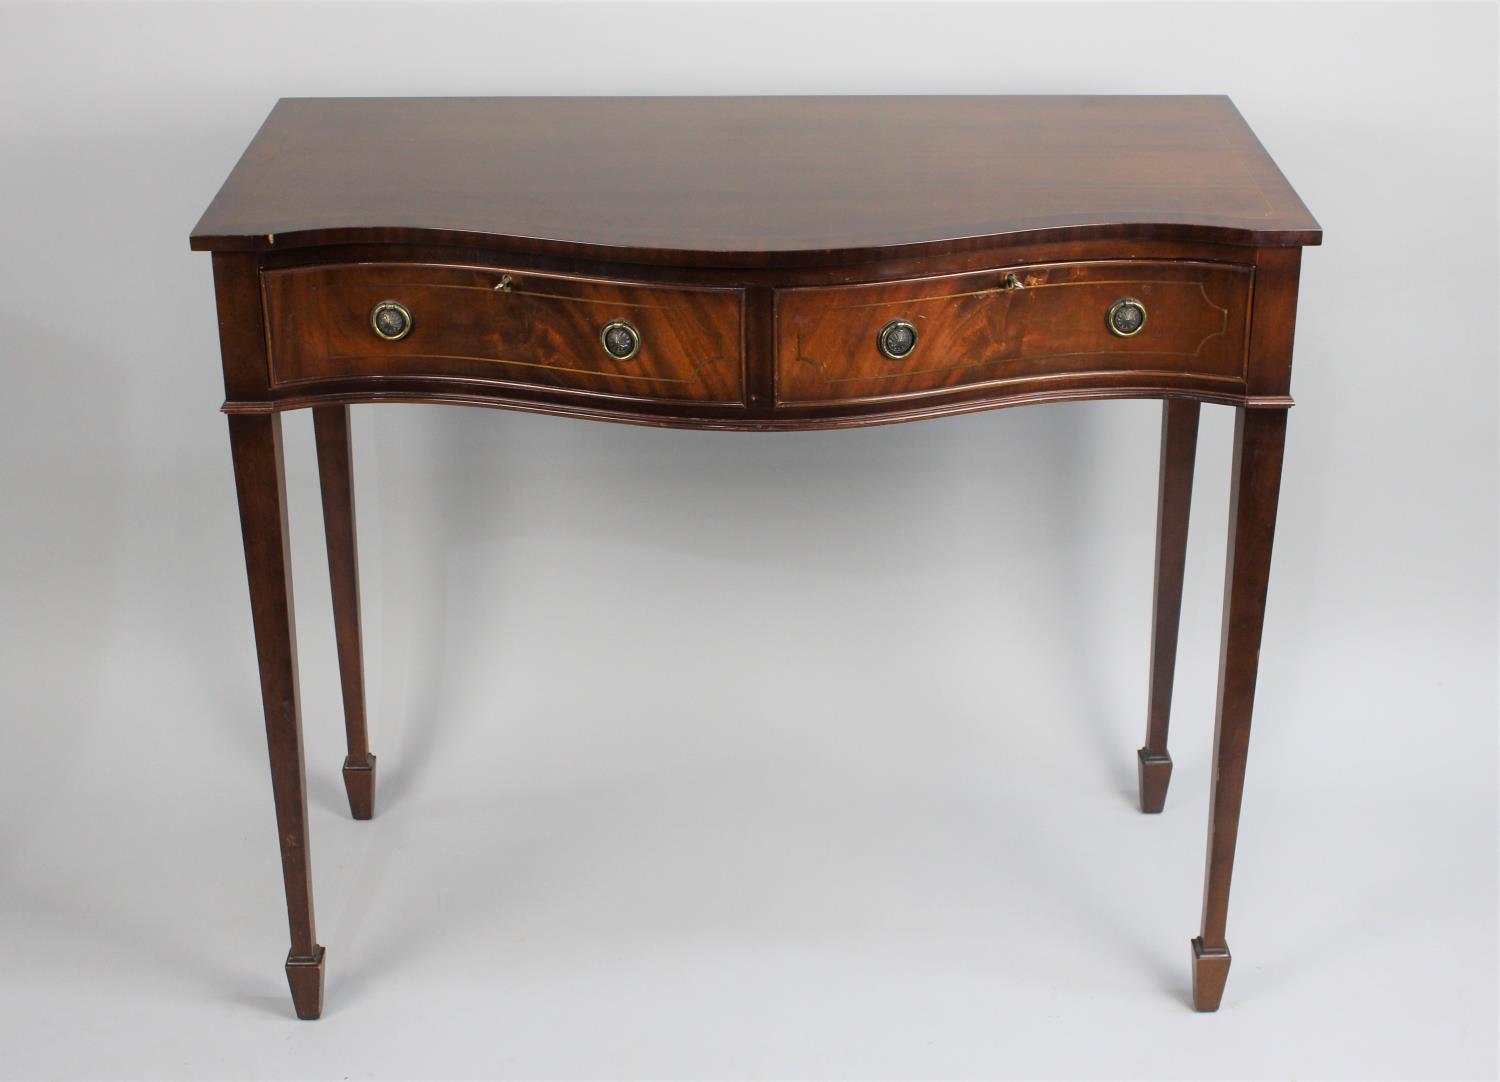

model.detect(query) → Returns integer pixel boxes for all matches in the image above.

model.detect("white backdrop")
[0,2,1496,1079]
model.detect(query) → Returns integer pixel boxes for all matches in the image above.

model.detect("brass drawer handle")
[370,300,413,341]
[877,319,918,360]
[600,320,641,361]
[1107,297,1147,337]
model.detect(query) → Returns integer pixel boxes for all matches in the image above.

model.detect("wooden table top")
[190,96,1321,265]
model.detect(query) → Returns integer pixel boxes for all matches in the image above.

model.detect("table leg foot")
[342,754,377,820]
[1190,936,1231,1012]
[1137,748,1173,814]
[285,946,326,1020]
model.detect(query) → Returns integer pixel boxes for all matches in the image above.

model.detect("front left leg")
[229,412,325,1020]
[1192,407,1287,1011]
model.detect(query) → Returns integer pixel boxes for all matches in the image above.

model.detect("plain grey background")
[1,1,1496,1079]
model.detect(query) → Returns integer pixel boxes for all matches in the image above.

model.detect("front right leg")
[1191,407,1288,1011]
[228,412,324,1020]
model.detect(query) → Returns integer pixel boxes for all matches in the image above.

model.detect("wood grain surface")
[263,263,745,404]
[774,259,1252,405]
[192,96,1321,263]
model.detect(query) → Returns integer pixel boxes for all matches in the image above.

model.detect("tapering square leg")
[313,405,377,820]
[229,412,325,1020]
[1139,398,1199,813]
[1192,407,1287,1011]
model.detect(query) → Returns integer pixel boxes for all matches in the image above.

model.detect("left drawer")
[262,263,746,404]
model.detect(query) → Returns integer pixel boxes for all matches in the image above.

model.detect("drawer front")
[263,264,745,404]
[775,260,1252,405]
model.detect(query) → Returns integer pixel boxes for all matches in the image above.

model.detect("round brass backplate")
[370,300,413,341]
[1106,298,1147,338]
[600,320,641,361]
[877,319,919,360]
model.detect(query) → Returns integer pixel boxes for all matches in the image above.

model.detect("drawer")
[774,260,1252,405]
[262,264,745,404]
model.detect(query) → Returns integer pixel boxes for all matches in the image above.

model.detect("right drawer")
[774,260,1253,404]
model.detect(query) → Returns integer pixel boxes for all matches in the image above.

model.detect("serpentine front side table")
[191,96,1320,1019]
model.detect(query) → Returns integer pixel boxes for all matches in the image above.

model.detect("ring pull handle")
[1107,297,1147,337]
[877,319,918,360]
[370,300,413,341]
[493,274,513,292]
[1002,273,1025,290]
[600,320,641,361]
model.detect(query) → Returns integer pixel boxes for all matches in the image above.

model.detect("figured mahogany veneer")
[263,263,745,404]
[193,96,1320,1021]
[190,96,1320,259]
[775,260,1252,405]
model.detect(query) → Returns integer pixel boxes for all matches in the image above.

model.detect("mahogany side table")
[191,96,1321,1019]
